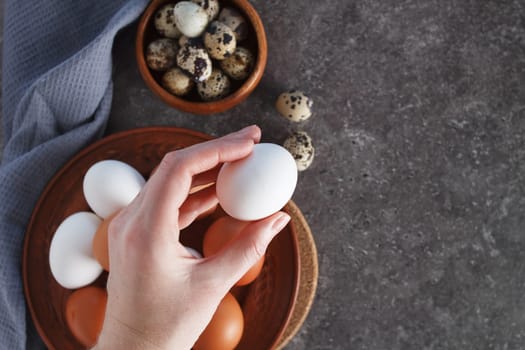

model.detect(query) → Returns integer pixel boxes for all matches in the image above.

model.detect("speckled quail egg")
[218,7,248,42]
[146,38,178,71]
[154,4,182,39]
[219,46,254,80]
[204,21,236,60]
[173,1,209,38]
[197,68,231,101]
[275,90,314,122]
[283,131,315,171]
[177,40,212,82]
[191,0,220,22]
[162,67,195,96]
[178,35,190,47]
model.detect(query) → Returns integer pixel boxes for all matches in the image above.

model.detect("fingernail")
[272,213,291,233]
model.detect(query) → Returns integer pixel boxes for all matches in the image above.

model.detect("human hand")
[93,125,291,350]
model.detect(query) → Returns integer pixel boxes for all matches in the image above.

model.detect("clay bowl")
[136,0,267,114]
[23,127,300,350]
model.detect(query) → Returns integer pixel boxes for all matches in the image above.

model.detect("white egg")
[216,143,298,221]
[83,160,145,219]
[49,212,103,289]
[173,1,209,38]
[185,246,203,258]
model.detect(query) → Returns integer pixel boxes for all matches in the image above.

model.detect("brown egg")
[92,211,119,271]
[203,216,265,286]
[65,286,107,348]
[193,293,244,350]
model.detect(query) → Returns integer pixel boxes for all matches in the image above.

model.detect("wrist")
[94,318,163,350]
[94,315,195,350]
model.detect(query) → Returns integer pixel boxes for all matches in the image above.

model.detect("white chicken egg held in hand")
[49,212,103,289]
[216,143,298,221]
[83,160,145,219]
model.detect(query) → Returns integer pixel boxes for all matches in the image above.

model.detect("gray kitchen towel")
[0,0,148,348]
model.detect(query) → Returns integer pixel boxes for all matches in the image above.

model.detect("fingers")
[198,212,291,290]
[178,185,218,229]
[151,125,260,208]
[144,126,261,243]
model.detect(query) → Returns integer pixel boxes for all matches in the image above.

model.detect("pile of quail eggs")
[275,90,316,171]
[146,0,255,101]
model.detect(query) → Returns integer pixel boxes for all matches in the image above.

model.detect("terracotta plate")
[22,127,303,350]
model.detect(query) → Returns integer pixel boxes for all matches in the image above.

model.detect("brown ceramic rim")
[22,127,303,349]
[135,0,268,115]
[267,202,301,350]
[276,201,319,349]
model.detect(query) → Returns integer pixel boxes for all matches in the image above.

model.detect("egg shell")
[283,131,315,171]
[193,293,244,350]
[191,0,220,22]
[162,67,195,96]
[275,90,314,122]
[154,4,182,39]
[146,38,178,71]
[185,246,203,258]
[178,35,190,47]
[197,68,231,101]
[92,211,120,271]
[49,212,103,289]
[204,21,236,60]
[219,46,254,80]
[177,40,213,82]
[218,7,248,42]
[65,286,107,348]
[173,1,209,38]
[216,143,298,221]
[83,160,146,219]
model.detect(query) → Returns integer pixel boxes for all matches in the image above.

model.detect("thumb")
[201,212,291,290]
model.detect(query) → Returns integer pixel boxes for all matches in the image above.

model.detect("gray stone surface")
[3,0,525,349]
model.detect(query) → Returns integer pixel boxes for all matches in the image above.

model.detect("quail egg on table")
[177,40,212,82]
[204,21,237,60]
[173,1,209,38]
[219,7,248,42]
[283,131,315,171]
[276,90,314,122]
[146,38,178,71]
[154,3,182,39]
[197,68,231,101]
[162,67,195,96]
[219,46,254,80]
[191,0,220,22]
